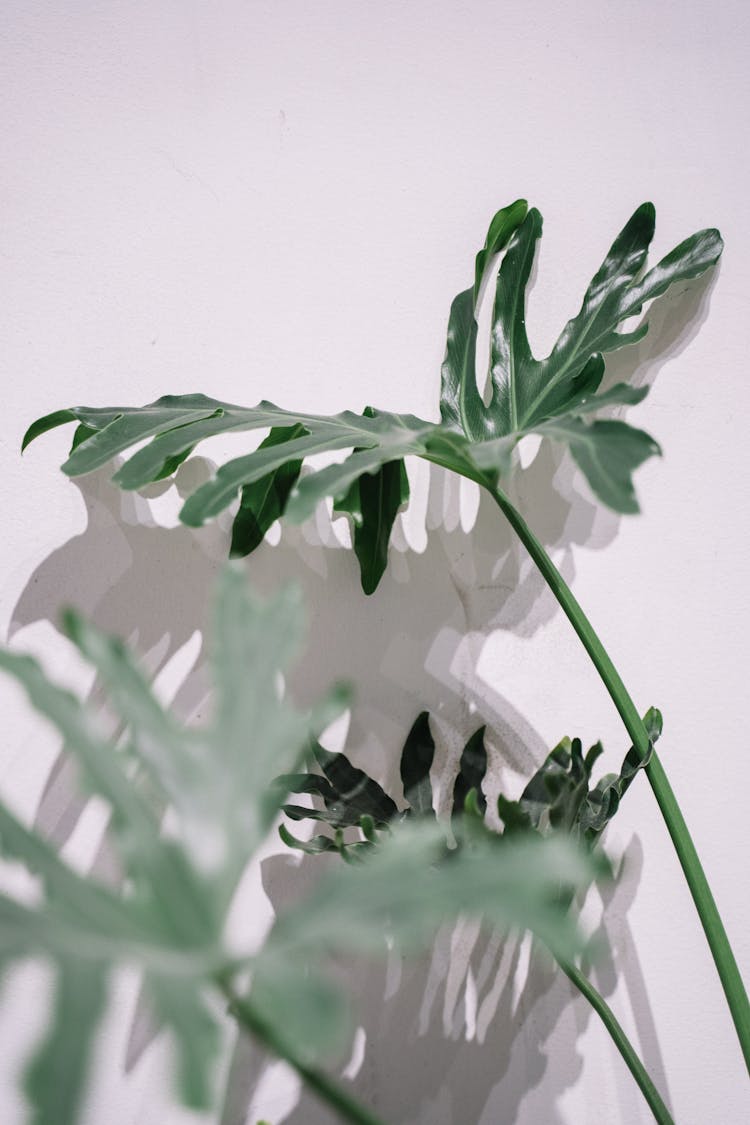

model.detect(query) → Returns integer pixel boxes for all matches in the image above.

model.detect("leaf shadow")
[220,831,665,1125]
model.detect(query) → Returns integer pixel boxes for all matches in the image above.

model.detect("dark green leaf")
[312,745,399,826]
[21,409,79,452]
[468,205,722,510]
[497,709,662,847]
[473,199,530,303]
[230,424,306,558]
[439,287,488,439]
[275,771,339,803]
[552,418,660,514]
[151,445,196,481]
[452,727,488,818]
[70,423,98,452]
[278,823,341,855]
[580,708,663,842]
[399,711,435,818]
[333,410,410,595]
[440,200,529,438]
[502,737,592,835]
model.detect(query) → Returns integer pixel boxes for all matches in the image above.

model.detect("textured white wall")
[1,2,749,1123]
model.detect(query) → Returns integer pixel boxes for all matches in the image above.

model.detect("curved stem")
[221,985,387,1125]
[489,484,750,1074]
[559,958,674,1124]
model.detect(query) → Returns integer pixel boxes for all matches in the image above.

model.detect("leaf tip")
[360,570,380,596]
[707,227,724,262]
[21,409,77,454]
[627,201,656,242]
[178,498,207,528]
[59,606,83,644]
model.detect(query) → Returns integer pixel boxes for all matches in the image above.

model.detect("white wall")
[1,2,748,1122]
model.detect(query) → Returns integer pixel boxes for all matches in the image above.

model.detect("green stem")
[221,984,386,1125]
[559,958,674,1124]
[489,485,750,1074]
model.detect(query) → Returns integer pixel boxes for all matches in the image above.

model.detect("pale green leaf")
[25,961,107,1125]
[269,820,593,963]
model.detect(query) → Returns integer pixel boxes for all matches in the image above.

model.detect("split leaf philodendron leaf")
[0,572,596,1125]
[495,710,662,845]
[23,204,722,587]
[281,708,661,860]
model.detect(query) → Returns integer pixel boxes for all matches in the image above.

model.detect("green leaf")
[24,205,722,585]
[284,439,421,526]
[452,726,488,818]
[278,823,342,855]
[579,707,663,842]
[147,977,220,1109]
[70,422,98,453]
[498,737,593,837]
[548,418,660,515]
[497,709,662,846]
[279,719,493,848]
[230,424,306,558]
[310,744,398,827]
[490,206,722,430]
[151,445,197,482]
[0,568,335,1122]
[269,820,594,964]
[333,410,410,594]
[399,711,435,818]
[21,409,79,452]
[470,204,722,510]
[473,199,530,303]
[249,959,352,1064]
[25,961,107,1125]
[440,200,529,438]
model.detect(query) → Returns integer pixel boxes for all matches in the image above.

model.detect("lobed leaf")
[497,708,663,846]
[451,203,722,510]
[289,743,400,829]
[23,205,722,588]
[0,569,333,1122]
[282,706,660,885]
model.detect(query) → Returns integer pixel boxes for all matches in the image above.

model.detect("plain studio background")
[1,2,748,1123]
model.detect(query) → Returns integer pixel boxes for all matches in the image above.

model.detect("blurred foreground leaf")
[0,572,596,1124]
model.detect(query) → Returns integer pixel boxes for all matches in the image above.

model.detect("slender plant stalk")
[559,959,674,1124]
[489,484,750,1074]
[221,984,386,1125]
